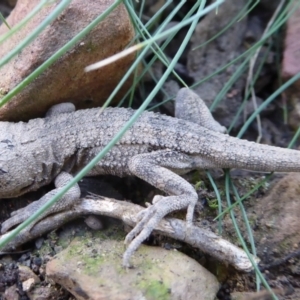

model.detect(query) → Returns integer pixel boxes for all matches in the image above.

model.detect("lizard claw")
[122,196,174,267]
[122,192,197,267]
[124,195,165,245]
[124,206,156,245]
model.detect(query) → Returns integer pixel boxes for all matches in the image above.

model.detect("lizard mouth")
[19,182,36,195]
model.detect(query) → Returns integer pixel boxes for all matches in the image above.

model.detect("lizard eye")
[0,139,14,148]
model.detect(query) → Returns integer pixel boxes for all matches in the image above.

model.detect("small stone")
[22,278,35,292]
[4,284,19,300]
[27,285,69,300]
[39,267,45,277]
[34,238,44,250]
[54,245,63,254]
[231,289,283,300]
[32,257,42,268]
[84,215,103,230]
[18,265,40,284]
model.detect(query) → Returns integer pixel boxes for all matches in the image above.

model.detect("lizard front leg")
[175,87,227,133]
[123,150,199,267]
[1,172,80,233]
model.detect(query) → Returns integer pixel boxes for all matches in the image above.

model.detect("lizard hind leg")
[175,88,227,133]
[123,150,198,267]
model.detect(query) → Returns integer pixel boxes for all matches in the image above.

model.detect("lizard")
[1,87,300,267]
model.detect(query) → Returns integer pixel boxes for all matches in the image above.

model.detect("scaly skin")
[1,88,299,266]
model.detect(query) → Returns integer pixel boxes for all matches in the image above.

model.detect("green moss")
[93,225,126,241]
[62,238,127,278]
[138,280,170,300]
[86,41,97,52]
[81,255,106,275]
[207,198,218,209]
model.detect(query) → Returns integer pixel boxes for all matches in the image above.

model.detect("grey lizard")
[1,88,299,267]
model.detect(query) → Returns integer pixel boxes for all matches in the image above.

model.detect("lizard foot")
[122,195,196,268]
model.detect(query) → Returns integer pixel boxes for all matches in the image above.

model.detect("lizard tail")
[205,134,300,173]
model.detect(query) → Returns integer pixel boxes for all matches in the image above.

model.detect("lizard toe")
[1,214,24,233]
[124,206,156,245]
[123,198,174,266]
[123,212,163,268]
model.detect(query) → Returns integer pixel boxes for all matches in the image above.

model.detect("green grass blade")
[0,0,50,44]
[0,12,11,29]
[228,42,272,133]
[0,0,222,250]
[0,0,71,68]
[123,0,186,107]
[118,0,208,109]
[238,71,300,138]
[231,181,261,290]
[191,1,294,101]
[225,172,278,300]
[97,0,225,110]
[206,171,223,234]
[0,0,123,108]
[192,0,259,51]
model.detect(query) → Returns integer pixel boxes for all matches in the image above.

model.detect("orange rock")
[282,3,300,90]
[0,0,135,121]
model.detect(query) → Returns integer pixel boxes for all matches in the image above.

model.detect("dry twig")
[0,195,258,272]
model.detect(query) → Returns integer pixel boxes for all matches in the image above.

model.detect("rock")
[26,285,69,300]
[282,2,300,88]
[232,173,300,276]
[219,173,300,295]
[0,0,135,121]
[22,278,36,293]
[231,290,283,300]
[84,215,103,230]
[46,238,219,300]
[4,284,19,300]
[18,265,40,293]
[281,3,300,129]
[18,265,40,283]
[255,173,300,258]
[186,0,248,128]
